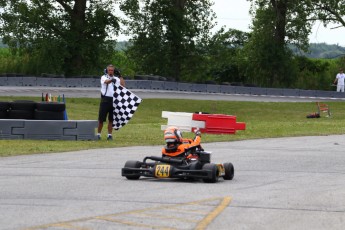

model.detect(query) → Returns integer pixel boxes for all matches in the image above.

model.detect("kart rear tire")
[124,160,141,180]
[202,163,218,183]
[223,162,234,180]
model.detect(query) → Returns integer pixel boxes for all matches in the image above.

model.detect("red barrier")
[192,113,246,134]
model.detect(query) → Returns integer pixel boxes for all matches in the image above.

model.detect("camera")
[114,69,121,77]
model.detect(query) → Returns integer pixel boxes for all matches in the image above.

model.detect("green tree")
[293,56,331,90]
[241,7,293,87]
[250,0,313,50]
[0,0,120,76]
[310,0,345,27]
[242,0,313,87]
[120,0,216,81]
[207,28,250,84]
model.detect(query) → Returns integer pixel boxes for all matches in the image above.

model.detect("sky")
[213,0,345,46]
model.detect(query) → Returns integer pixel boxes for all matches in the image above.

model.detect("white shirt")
[100,74,120,97]
[336,73,345,86]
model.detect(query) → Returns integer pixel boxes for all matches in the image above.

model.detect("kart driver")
[162,126,201,157]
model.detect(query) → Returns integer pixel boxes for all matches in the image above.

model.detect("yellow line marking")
[165,206,209,215]
[50,223,91,230]
[25,222,91,230]
[95,216,177,230]
[134,212,199,223]
[194,196,232,230]
[24,197,232,230]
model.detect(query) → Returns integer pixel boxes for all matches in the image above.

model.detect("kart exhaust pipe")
[144,156,184,164]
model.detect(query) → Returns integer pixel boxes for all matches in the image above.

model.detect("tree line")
[0,0,345,90]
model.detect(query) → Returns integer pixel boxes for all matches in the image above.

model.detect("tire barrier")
[0,111,8,119]
[8,100,36,119]
[0,101,10,111]
[35,101,66,120]
[1,100,67,120]
[9,100,36,110]
[34,110,65,120]
[8,110,34,119]
[35,102,66,112]
[0,102,9,118]
[0,100,97,140]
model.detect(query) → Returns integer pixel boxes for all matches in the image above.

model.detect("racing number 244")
[155,165,171,178]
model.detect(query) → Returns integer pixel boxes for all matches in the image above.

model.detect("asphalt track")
[0,87,345,230]
[0,86,344,102]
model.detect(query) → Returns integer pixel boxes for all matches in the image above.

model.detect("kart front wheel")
[124,160,141,180]
[223,162,234,180]
[202,163,218,183]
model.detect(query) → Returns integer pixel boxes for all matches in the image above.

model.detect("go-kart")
[121,145,234,183]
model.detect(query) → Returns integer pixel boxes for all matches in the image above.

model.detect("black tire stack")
[8,100,36,119]
[34,102,66,120]
[1,100,66,120]
[0,101,10,119]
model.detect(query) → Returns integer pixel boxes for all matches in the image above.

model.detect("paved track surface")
[1,87,345,229]
[1,135,345,230]
[0,86,344,102]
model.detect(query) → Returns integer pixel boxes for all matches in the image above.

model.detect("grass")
[1,96,345,157]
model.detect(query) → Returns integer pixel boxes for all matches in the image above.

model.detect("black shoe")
[97,135,101,140]
[107,135,113,141]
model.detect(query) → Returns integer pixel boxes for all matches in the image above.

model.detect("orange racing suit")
[161,136,201,157]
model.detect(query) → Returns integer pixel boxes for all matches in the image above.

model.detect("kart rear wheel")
[124,160,141,180]
[202,163,218,183]
[223,162,234,180]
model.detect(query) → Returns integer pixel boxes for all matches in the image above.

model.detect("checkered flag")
[112,85,142,130]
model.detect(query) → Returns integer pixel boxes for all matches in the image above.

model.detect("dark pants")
[98,96,114,122]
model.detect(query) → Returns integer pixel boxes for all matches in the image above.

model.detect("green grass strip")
[1,96,344,157]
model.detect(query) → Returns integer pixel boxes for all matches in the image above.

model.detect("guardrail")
[0,75,343,98]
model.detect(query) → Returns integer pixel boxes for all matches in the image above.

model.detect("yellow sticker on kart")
[155,165,171,178]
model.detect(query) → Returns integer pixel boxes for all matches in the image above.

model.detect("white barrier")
[161,111,205,132]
